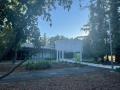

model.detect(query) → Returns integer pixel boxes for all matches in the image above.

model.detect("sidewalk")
[60,59,120,69]
[81,62,120,69]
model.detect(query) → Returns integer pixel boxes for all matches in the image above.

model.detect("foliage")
[83,35,93,58]
[24,61,51,70]
[84,60,101,64]
[0,24,15,59]
[110,0,120,56]
[74,53,80,62]
[49,35,69,48]
[89,0,108,58]
[88,0,120,60]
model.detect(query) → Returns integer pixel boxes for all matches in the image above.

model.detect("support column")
[62,51,64,60]
[80,52,82,62]
[59,51,61,60]
[80,47,83,62]
[57,50,59,61]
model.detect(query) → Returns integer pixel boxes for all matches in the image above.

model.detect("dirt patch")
[0,62,84,74]
[0,71,120,90]
[51,62,84,69]
[0,63,26,72]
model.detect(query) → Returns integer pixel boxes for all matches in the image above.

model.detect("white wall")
[55,40,83,62]
[55,40,83,52]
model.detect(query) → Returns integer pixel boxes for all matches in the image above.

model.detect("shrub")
[24,61,51,70]
[74,53,80,62]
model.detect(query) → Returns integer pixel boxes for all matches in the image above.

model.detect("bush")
[74,53,80,62]
[24,61,51,70]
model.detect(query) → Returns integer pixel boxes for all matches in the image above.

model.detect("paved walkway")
[81,62,120,69]
[61,59,120,69]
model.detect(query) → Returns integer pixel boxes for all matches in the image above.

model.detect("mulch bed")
[0,70,120,90]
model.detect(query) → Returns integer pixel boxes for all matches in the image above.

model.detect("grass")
[84,60,101,64]
[51,61,85,69]
[115,67,120,72]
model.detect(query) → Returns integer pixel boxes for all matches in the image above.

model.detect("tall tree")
[89,0,107,59]
[89,0,120,62]
[110,0,120,62]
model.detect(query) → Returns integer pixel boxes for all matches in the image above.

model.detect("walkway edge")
[60,59,120,69]
[81,62,120,69]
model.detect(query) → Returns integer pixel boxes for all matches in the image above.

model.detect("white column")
[57,50,59,61]
[59,51,61,60]
[80,47,83,62]
[80,52,82,62]
[62,51,64,60]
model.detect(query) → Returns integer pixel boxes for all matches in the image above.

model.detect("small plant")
[74,53,80,62]
[24,61,51,70]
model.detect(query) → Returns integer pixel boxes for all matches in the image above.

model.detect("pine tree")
[110,0,120,62]
[89,0,108,60]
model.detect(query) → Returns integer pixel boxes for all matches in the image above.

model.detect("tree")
[43,33,47,46]
[49,35,68,48]
[83,35,93,58]
[80,23,93,58]
[89,0,120,62]
[110,0,120,62]
[30,26,41,48]
[89,0,109,60]
[0,23,15,61]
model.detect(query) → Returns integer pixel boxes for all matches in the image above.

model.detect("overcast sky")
[38,0,90,38]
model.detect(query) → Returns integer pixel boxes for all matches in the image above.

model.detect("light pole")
[108,19,114,70]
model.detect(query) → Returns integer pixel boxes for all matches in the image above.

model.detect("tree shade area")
[0,0,73,62]
[0,0,74,79]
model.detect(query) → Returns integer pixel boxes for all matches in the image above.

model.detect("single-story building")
[55,40,83,61]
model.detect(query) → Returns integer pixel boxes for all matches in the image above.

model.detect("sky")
[38,0,90,38]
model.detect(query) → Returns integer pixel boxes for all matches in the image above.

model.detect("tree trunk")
[0,59,27,80]
[12,49,17,64]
